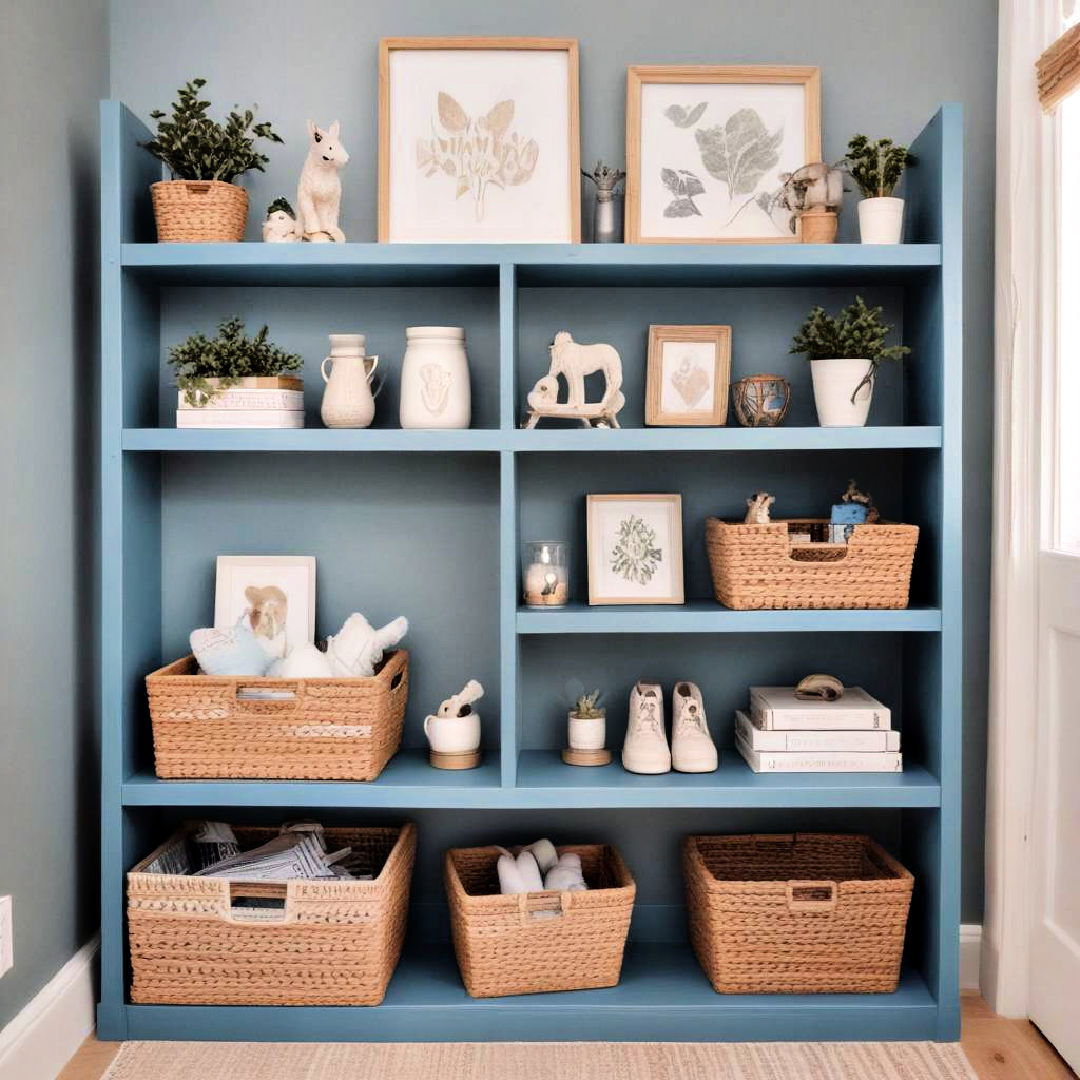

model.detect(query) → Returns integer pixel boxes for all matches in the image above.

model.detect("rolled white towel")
[543,852,587,893]
[521,838,558,874]
[496,848,544,894]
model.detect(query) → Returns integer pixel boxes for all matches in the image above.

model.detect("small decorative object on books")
[170,318,305,429]
[844,134,916,244]
[399,326,471,429]
[293,120,349,242]
[587,494,684,605]
[142,78,283,243]
[424,680,483,769]
[563,686,610,767]
[523,540,569,608]
[379,38,581,243]
[731,373,791,427]
[645,325,732,426]
[523,332,624,429]
[262,198,300,243]
[778,161,844,243]
[794,673,844,701]
[582,161,625,243]
[624,65,821,243]
[320,333,382,429]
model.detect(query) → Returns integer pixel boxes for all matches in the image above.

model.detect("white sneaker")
[622,681,671,774]
[671,682,719,773]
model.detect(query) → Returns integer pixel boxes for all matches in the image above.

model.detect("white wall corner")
[960,923,983,991]
[0,937,99,1080]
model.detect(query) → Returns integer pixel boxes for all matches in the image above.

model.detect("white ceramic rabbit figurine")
[324,613,407,677]
[437,679,484,717]
[295,120,349,243]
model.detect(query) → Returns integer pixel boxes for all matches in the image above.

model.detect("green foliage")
[266,197,295,218]
[572,690,604,719]
[790,296,909,401]
[169,317,303,406]
[142,78,283,183]
[844,134,915,198]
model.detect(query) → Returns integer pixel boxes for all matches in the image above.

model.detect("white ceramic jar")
[399,326,471,429]
[858,197,905,244]
[320,333,380,428]
[810,358,875,427]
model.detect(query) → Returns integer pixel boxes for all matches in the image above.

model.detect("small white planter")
[568,710,606,751]
[858,197,905,244]
[810,358,875,427]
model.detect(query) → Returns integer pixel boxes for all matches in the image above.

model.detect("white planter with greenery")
[858,196,905,244]
[845,135,914,245]
[791,297,909,428]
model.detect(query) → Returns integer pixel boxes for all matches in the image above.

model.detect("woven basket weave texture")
[445,844,636,998]
[150,179,248,242]
[128,822,416,1005]
[683,833,913,995]
[145,649,409,781]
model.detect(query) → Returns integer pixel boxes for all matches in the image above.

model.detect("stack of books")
[736,686,901,773]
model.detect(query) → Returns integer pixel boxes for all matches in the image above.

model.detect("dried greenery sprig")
[843,135,915,199]
[142,78,283,183]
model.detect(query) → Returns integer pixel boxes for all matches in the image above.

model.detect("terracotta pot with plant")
[844,135,916,245]
[142,78,283,242]
[790,296,909,427]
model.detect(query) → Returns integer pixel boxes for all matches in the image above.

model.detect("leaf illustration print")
[661,167,705,218]
[416,93,539,221]
[610,516,663,586]
[694,108,784,199]
[664,101,707,128]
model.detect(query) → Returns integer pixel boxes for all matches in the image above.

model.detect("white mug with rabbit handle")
[424,711,481,755]
[320,333,383,428]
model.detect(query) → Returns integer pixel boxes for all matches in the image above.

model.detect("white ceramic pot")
[320,333,381,428]
[567,710,606,751]
[810,358,875,427]
[423,711,481,754]
[858,197,905,244]
[399,326,471,429]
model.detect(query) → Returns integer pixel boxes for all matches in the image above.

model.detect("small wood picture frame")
[586,494,684,606]
[645,324,732,426]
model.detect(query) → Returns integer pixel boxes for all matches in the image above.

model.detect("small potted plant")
[169,317,304,428]
[563,688,610,767]
[844,135,916,245]
[790,296,909,427]
[142,78,283,242]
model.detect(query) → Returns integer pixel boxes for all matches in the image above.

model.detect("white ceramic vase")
[423,711,481,754]
[858,197,905,244]
[810,358,875,427]
[399,326,471,429]
[320,333,381,428]
[567,710,606,751]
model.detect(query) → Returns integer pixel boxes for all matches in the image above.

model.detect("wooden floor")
[58,995,1076,1080]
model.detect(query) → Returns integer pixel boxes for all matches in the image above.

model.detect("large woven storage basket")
[150,179,248,242]
[705,518,919,610]
[684,833,913,994]
[128,821,416,1005]
[145,649,408,780]
[445,844,636,998]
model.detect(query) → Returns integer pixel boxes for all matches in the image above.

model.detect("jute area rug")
[103,1040,979,1079]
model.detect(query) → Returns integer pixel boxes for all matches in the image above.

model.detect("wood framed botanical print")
[586,494,684,605]
[625,65,821,244]
[379,37,581,243]
[645,324,732,426]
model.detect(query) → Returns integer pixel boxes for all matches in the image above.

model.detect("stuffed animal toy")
[324,613,408,677]
[191,619,270,677]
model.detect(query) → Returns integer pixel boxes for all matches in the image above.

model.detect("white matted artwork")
[626,66,821,243]
[586,494,684,605]
[214,555,316,660]
[646,324,732,426]
[380,38,580,242]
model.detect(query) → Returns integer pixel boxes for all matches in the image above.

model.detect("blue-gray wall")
[0,0,109,1028]
[108,0,995,922]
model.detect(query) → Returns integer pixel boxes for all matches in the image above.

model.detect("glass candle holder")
[523,541,569,608]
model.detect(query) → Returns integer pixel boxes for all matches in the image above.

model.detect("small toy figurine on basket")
[830,478,880,542]
[424,680,484,770]
[731,374,791,427]
[522,331,625,429]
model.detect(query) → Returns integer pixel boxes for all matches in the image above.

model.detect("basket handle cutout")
[785,880,837,913]
[234,683,300,711]
[517,891,570,923]
[390,670,405,692]
[788,544,849,563]
[225,883,290,923]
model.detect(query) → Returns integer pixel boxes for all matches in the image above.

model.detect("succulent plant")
[572,690,604,719]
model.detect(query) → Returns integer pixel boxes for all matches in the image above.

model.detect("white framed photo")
[646,324,732,426]
[586,495,684,605]
[214,555,316,660]
[379,37,581,242]
[626,65,821,243]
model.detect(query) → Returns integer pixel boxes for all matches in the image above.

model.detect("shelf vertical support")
[499,449,519,786]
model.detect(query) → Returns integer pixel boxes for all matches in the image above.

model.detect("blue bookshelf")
[98,100,963,1042]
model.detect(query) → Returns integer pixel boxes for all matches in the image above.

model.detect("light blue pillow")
[191,618,271,677]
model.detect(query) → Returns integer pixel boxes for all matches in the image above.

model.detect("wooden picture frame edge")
[378,37,581,244]
[645,324,732,426]
[214,555,317,641]
[586,493,684,605]
[624,64,822,245]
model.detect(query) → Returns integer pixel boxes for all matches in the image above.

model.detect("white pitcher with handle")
[320,333,382,428]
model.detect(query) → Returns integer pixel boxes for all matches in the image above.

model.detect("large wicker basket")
[684,833,913,994]
[445,844,636,998]
[150,179,248,242]
[705,518,919,609]
[145,649,409,781]
[128,822,416,1005]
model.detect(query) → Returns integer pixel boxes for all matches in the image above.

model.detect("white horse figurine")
[295,120,349,243]
[522,331,625,429]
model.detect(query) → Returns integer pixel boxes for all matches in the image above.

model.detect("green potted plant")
[844,135,916,244]
[169,317,304,428]
[142,78,283,243]
[564,688,610,767]
[790,296,909,427]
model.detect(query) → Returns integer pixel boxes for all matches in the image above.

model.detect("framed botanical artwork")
[625,65,821,244]
[645,324,732,426]
[586,494,684,606]
[379,37,581,243]
[214,555,316,661]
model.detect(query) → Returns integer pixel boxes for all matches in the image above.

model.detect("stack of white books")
[736,686,902,773]
[176,386,305,428]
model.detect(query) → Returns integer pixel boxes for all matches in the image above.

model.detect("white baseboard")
[960,923,983,991]
[0,937,98,1080]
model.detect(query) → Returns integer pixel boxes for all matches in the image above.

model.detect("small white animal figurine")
[295,120,349,243]
[262,197,300,243]
[745,491,776,524]
[522,331,625,429]
[437,679,484,718]
[324,613,408,677]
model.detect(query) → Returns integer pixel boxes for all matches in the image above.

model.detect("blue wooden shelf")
[121,427,505,452]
